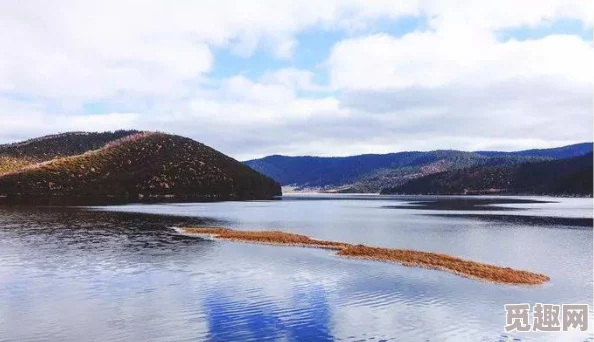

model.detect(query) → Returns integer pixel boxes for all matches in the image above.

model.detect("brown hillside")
[0,130,139,175]
[0,132,281,201]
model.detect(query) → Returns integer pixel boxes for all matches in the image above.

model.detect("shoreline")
[284,191,592,199]
[181,227,550,286]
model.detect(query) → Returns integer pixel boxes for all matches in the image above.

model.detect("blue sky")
[209,15,428,82]
[0,1,591,159]
[498,18,593,41]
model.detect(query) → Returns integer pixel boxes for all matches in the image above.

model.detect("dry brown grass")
[0,156,36,175]
[182,227,549,285]
[183,227,348,249]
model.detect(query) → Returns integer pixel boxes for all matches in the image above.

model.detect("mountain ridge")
[244,143,593,193]
[247,142,593,160]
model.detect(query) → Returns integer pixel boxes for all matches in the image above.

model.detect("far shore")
[282,189,592,198]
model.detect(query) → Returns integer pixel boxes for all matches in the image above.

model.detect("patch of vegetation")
[0,156,35,175]
[183,227,549,285]
[0,130,139,160]
[0,130,139,175]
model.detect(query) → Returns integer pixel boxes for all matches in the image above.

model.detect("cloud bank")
[0,0,591,159]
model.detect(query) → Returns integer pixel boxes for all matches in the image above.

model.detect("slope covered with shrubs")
[0,132,281,201]
[0,130,139,175]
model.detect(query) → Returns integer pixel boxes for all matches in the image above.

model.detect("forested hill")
[244,143,592,193]
[382,153,593,196]
[0,131,281,202]
[244,152,430,187]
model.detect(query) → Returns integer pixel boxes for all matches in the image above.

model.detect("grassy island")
[182,227,549,285]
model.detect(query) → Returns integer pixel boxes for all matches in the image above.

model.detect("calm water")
[0,195,592,341]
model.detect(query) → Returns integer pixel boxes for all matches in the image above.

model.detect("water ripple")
[0,199,592,342]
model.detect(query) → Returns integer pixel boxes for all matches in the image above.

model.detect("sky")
[0,1,592,160]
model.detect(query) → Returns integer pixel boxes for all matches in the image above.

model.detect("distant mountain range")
[383,153,593,196]
[0,131,281,202]
[244,143,593,196]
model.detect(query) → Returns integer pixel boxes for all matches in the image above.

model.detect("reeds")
[182,227,549,285]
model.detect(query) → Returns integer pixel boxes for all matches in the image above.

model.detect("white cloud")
[0,0,423,100]
[184,74,342,127]
[322,19,592,159]
[328,32,592,90]
[260,68,326,92]
[0,1,592,158]
[2,0,588,99]
[424,0,593,32]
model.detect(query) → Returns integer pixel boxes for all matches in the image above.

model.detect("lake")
[0,195,592,341]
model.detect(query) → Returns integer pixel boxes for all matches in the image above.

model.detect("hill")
[245,152,429,187]
[0,130,139,174]
[244,143,592,193]
[0,132,281,202]
[381,153,593,196]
